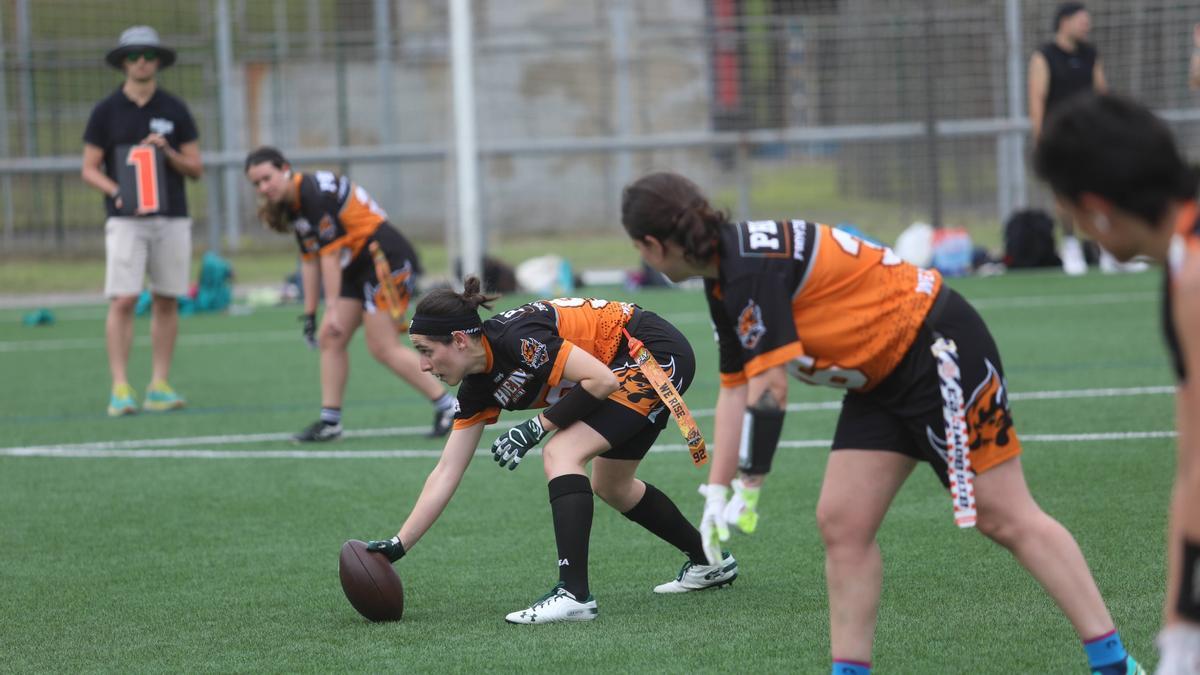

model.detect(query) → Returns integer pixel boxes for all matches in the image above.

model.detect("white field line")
[0,430,1176,459]
[0,383,1173,458]
[0,290,1159,353]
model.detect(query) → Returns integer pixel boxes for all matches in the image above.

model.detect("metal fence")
[2,0,1200,265]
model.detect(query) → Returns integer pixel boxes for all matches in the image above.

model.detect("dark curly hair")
[620,172,730,264]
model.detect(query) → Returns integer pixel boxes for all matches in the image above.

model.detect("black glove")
[491,416,547,470]
[365,536,406,562]
[300,313,317,350]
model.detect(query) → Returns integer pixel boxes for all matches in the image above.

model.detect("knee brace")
[737,402,785,475]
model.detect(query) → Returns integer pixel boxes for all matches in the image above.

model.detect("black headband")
[408,312,482,336]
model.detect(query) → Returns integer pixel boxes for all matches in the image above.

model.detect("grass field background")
[0,269,1174,672]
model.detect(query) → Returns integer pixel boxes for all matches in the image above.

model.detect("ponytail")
[411,275,500,343]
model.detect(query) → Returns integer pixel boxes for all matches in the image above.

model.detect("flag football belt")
[368,241,410,333]
[931,334,976,529]
[622,327,708,467]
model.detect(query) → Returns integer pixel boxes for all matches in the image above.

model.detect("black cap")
[1053,2,1087,32]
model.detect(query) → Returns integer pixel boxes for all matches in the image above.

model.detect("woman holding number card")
[82,26,202,417]
[243,147,455,441]
[620,171,1143,675]
[364,277,738,624]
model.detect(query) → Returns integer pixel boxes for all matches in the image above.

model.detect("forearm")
[708,384,748,486]
[81,165,119,197]
[164,147,203,179]
[319,252,342,303]
[1191,53,1200,90]
[396,461,467,550]
[300,259,320,315]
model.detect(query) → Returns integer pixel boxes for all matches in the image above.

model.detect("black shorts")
[580,310,697,461]
[340,222,422,315]
[831,288,1023,486]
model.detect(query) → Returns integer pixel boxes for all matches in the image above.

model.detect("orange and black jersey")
[453,298,638,429]
[288,170,388,264]
[1164,200,1200,381]
[707,220,942,392]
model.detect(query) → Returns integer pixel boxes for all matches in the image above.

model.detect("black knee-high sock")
[548,474,593,599]
[622,482,708,565]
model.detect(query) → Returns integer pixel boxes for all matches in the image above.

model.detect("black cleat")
[428,405,455,438]
[293,420,343,442]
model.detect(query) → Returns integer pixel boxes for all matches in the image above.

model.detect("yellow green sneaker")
[143,381,185,412]
[107,383,138,417]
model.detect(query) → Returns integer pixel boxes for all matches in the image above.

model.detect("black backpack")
[1004,209,1062,269]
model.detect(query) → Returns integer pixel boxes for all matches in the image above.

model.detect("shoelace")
[674,561,695,581]
[530,585,568,610]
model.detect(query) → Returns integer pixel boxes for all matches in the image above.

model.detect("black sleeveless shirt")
[1039,41,1097,113]
[1164,204,1200,381]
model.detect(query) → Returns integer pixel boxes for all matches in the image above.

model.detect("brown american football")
[339,539,404,622]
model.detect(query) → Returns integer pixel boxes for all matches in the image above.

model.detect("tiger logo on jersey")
[737,300,767,349]
[520,337,549,370]
[318,214,336,240]
[610,356,678,416]
[925,359,1016,458]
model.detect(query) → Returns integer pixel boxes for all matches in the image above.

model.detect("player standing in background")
[621,171,1143,675]
[81,26,202,417]
[243,147,456,441]
[1035,92,1199,675]
[364,278,737,625]
[1028,2,1115,275]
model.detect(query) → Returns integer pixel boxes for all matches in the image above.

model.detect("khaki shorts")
[104,216,192,298]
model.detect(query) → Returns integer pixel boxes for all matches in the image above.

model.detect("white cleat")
[653,551,738,593]
[1061,236,1087,276]
[504,584,598,624]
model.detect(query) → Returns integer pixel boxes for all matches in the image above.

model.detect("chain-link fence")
[2,0,1200,262]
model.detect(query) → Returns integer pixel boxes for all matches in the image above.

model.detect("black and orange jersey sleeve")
[705,278,749,388]
[291,172,347,260]
[489,305,569,387]
[712,221,811,381]
[452,377,502,430]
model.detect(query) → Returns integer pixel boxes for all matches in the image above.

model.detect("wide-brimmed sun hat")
[105,25,176,70]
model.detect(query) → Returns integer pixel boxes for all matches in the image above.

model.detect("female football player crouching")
[365,277,737,624]
[1035,92,1198,675]
[621,171,1143,674]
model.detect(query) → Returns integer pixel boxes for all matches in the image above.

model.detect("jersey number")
[550,298,609,309]
[125,145,161,214]
[831,228,901,266]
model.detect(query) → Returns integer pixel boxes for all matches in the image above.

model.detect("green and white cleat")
[653,551,738,593]
[505,583,598,624]
[107,383,138,417]
[143,381,186,412]
[724,478,760,534]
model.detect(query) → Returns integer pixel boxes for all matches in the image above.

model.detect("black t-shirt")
[82,87,199,218]
[1039,41,1098,114]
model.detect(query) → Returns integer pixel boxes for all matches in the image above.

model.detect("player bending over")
[365,278,737,624]
[1035,92,1197,675]
[244,147,455,441]
[621,171,1143,675]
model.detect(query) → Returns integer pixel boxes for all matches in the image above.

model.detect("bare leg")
[361,308,446,401]
[817,450,916,663]
[974,457,1115,639]
[149,294,179,384]
[318,299,363,409]
[106,295,138,387]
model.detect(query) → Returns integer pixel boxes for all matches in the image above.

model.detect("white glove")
[697,483,731,566]
[1156,625,1200,675]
